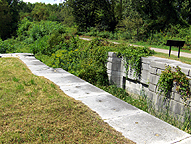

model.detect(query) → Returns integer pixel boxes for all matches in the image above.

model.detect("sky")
[22,0,65,5]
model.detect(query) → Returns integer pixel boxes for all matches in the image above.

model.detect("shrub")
[27,21,65,42]
[0,38,17,53]
[157,65,191,103]
[17,18,32,40]
[0,39,6,53]
[120,46,154,79]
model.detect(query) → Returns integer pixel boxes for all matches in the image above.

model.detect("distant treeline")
[1,0,191,41]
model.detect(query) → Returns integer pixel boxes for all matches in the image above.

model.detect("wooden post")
[166,40,185,58]
[169,46,171,57]
[178,46,181,58]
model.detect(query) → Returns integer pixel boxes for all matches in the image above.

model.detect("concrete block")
[120,62,127,72]
[155,62,167,70]
[147,91,158,105]
[142,63,150,70]
[169,100,177,114]
[149,83,156,92]
[150,61,166,70]
[141,56,153,64]
[107,62,112,70]
[150,68,157,74]
[108,52,116,57]
[107,57,113,62]
[127,69,137,80]
[111,71,121,76]
[107,69,112,74]
[155,95,172,112]
[179,66,190,76]
[172,81,179,93]
[147,91,153,101]
[174,102,185,115]
[110,76,121,86]
[108,75,111,82]
[140,79,149,85]
[141,70,149,83]
[112,62,121,71]
[121,71,127,77]
[112,57,121,64]
[174,93,184,103]
[149,74,160,85]
[187,100,191,107]
[156,69,162,75]
[189,79,191,86]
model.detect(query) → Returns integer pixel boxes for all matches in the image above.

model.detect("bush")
[0,39,6,53]
[17,18,32,40]
[0,38,17,53]
[120,46,154,78]
[36,37,110,86]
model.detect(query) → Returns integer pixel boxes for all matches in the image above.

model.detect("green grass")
[108,38,191,54]
[154,52,191,65]
[0,57,134,144]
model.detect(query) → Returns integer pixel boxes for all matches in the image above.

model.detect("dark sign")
[166,40,185,58]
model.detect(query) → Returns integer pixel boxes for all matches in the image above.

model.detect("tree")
[31,3,50,21]
[132,0,187,33]
[0,0,12,39]
[7,0,20,37]
[0,0,20,39]
[18,1,35,20]
[175,0,191,24]
[68,0,118,31]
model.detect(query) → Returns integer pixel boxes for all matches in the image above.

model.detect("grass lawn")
[108,38,191,54]
[0,57,134,144]
[153,52,191,65]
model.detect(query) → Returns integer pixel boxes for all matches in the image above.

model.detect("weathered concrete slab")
[21,59,45,65]
[105,112,191,144]
[176,137,191,144]
[43,74,88,86]
[78,93,139,119]
[59,84,106,99]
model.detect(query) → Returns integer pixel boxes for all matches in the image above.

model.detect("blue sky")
[22,0,65,5]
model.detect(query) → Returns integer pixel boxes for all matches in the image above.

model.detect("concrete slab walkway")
[1,53,191,144]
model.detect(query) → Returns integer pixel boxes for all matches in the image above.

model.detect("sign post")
[166,40,185,58]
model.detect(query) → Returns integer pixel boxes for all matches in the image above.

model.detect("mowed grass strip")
[154,52,191,65]
[0,58,134,144]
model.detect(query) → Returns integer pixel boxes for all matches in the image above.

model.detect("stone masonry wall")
[107,52,191,120]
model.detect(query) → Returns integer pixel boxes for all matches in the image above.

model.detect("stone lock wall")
[107,52,191,120]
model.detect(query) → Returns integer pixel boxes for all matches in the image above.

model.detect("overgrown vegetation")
[120,46,154,78]
[157,65,191,104]
[155,65,191,133]
[0,57,134,143]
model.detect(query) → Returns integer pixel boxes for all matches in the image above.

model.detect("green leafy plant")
[174,66,191,102]
[157,65,174,98]
[120,46,154,79]
[157,65,190,103]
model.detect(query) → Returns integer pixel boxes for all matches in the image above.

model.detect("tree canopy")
[1,0,191,40]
